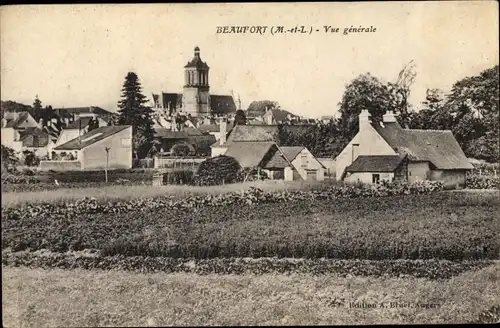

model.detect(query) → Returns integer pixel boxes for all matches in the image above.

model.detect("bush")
[22,150,40,167]
[194,155,242,186]
[466,172,500,189]
[1,250,493,279]
[171,143,194,157]
[1,145,19,172]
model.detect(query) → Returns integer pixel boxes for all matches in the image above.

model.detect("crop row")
[2,180,445,221]
[2,192,499,260]
[2,250,494,279]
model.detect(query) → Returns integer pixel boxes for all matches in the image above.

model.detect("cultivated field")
[2,181,499,326]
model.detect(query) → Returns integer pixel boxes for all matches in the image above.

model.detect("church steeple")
[183,46,211,116]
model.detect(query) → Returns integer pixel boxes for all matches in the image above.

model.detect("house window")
[372,174,380,184]
[300,154,308,168]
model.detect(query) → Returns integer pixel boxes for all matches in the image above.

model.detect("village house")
[213,123,325,181]
[54,116,108,148]
[154,126,216,156]
[335,110,473,188]
[45,125,133,171]
[1,111,56,157]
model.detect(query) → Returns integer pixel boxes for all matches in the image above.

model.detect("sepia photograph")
[1,2,499,326]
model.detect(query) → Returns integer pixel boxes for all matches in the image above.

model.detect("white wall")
[344,172,394,184]
[55,129,81,147]
[1,128,16,148]
[290,148,325,180]
[335,123,396,180]
[408,162,431,182]
[211,146,228,157]
[81,127,133,170]
[284,167,294,181]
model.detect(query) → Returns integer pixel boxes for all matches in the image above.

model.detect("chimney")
[219,118,227,145]
[383,110,397,123]
[359,110,371,129]
[39,118,44,127]
[171,115,177,132]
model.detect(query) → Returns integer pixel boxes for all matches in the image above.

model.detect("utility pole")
[105,147,110,183]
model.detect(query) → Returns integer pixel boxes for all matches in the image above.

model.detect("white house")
[334,109,473,188]
[45,125,133,171]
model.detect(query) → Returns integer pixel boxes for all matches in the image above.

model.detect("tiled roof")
[210,95,236,114]
[224,142,276,168]
[155,127,204,139]
[225,125,279,144]
[371,122,473,170]
[53,106,113,116]
[54,125,130,150]
[198,124,220,133]
[346,155,406,173]
[263,148,290,169]
[280,146,305,162]
[4,112,31,128]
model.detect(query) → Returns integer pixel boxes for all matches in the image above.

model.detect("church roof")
[210,95,236,114]
[160,93,183,109]
[184,46,209,69]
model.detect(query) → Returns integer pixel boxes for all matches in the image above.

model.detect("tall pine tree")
[117,72,155,158]
[33,95,42,111]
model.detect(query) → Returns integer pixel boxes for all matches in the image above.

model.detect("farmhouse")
[335,110,473,188]
[0,111,56,156]
[48,125,133,170]
[222,141,325,181]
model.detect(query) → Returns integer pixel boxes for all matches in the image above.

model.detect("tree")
[337,73,397,144]
[88,117,100,131]
[246,100,280,115]
[233,109,247,126]
[117,72,156,158]
[33,95,42,112]
[171,143,193,157]
[444,65,499,162]
[389,60,417,128]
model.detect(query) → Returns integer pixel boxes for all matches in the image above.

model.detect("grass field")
[2,262,499,326]
[1,179,325,207]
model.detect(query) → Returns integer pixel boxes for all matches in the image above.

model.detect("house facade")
[48,125,133,170]
[335,110,473,188]
[217,124,326,182]
[1,111,56,157]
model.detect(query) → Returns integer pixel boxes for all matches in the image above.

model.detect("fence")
[153,155,208,170]
[39,160,82,171]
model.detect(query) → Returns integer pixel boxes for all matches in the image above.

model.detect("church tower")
[182,46,210,117]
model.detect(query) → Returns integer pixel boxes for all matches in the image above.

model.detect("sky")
[1,2,498,118]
